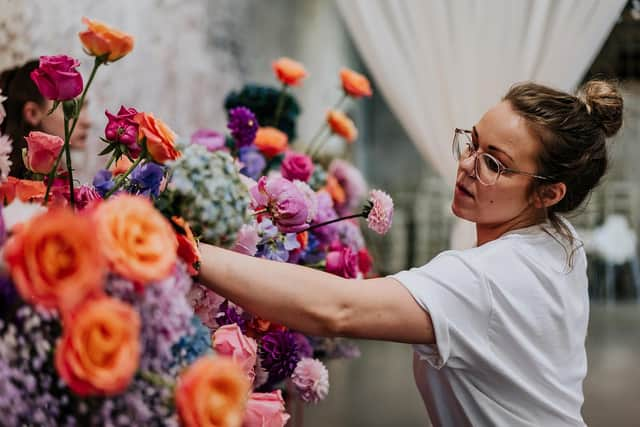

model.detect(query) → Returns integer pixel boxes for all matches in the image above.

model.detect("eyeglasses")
[452,128,553,186]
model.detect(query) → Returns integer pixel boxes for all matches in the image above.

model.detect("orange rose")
[134,112,180,163]
[254,127,288,158]
[324,175,346,206]
[171,216,201,276]
[110,156,133,176]
[340,68,372,98]
[272,57,307,86]
[175,356,249,427]
[326,110,358,143]
[3,208,106,311]
[79,17,134,62]
[55,296,141,396]
[96,194,178,284]
[0,177,47,203]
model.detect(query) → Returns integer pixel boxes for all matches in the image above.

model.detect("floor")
[304,303,640,426]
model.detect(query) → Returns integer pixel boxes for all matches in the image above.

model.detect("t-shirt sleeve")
[389,251,492,369]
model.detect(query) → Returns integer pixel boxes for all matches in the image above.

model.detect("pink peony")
[328,159,367,215]
[213,324,258,384]
[23,131,64,174]
[366,189,393,235]
[291,358,329,403]
[250,176,309,233]
[104,105,140,157]
[232,223,260,256]
[30,55,83,101]
[243,390,290,427]
[293,180,318,222]
[281,151,314,182]
[326,246,359,279]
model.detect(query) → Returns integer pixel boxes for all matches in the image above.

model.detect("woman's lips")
[455,183,474,199]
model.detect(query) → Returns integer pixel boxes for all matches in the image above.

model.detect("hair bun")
[578,79,623,138]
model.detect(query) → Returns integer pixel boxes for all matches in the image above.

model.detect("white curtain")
[337,0,626,248]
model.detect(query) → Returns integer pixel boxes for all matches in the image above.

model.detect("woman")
[0,59,91,178]
[198,79,623,426]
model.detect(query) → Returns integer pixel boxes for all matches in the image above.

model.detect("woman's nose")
[459,154,476,178]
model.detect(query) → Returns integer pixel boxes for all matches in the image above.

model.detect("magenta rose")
[281,151,314,182]
[250,176,309,233]
[326,246,359,278]
[23,131,64,174]
[212,324,258,383]
[105,106,140,157]
[30,55,83,101]
[243,390,290,427]
[190,128,227,152]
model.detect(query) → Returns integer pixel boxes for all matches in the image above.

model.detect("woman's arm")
[198,243,435,345]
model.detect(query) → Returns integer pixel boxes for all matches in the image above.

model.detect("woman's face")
[39,99,91,149]
[451,101,543,227]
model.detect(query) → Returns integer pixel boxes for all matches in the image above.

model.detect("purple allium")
[92,169,115,197]
[250,176,309,233]
[238,146,266,180]
[328,159,367,215]
[259,330,303,385]
[228,106,259,148]
[292,358,329,403]
[104,106,140,157]
[190,128,226,152]
[365,189,394,235]
[129,161,165,197]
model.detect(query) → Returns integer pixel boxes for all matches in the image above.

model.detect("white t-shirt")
[390,221,589,427]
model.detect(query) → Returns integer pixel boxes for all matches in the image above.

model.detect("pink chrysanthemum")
[291,358,329,403]
[365,189,393,234]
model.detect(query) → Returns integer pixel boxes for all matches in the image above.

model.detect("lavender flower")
[238,146,266,180]
[328,159,367,215]
[129,162,165,197]
[228,106,259,148]
[310,191,339,245]
[93,169,116,197]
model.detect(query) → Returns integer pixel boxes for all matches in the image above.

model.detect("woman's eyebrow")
[472,126,515,162]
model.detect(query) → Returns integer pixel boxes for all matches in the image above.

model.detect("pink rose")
[30,55,83,101]
[243,390,290,427]
[105,106,140,157]
[23,131,64,174]
[326,246,359,279]
[191,128,227,152]
[213,324,258,383]
[250,176,309,233]
[281,151,314,182]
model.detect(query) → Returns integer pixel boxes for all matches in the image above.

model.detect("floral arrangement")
[0,17,394,427]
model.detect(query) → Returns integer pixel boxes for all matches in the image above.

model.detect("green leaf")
[98,144,117,156]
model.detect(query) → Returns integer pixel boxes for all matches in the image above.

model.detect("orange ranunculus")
[253,127,288,158]
[110,156,133,176]
[175,356,249,427]
[171,216,200,276]
[134,112,180,163]
[3,208,106,311]
[326,110,358,143]
[340,68,373,98]
[272,57,307,86]
[79,17,134,62]
[95,194,177,284]
[55,296,141,396]
[0,177,47,204]
[324,175,346,206]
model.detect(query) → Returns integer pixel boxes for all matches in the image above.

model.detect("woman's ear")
[22,101,44,127]
[533,182,567,209]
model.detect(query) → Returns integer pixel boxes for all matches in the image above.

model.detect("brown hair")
[503,80,623,265]
[0,59,44,178]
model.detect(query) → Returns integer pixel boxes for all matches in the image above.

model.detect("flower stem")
[309,131,331,159]
[273,83,288,126]
[252,208,268,216]
[64,118,75,207]
[301,212,364,233]
[104,151,145,198]
[304,124,328,156]
[306,93,347,158]
[104,152,117,170]
[140,370,175,390]
[43,58,103,204]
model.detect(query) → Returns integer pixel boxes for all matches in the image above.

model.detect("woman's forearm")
[197,243,351,336]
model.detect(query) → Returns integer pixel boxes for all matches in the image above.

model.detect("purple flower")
[93,169,115,197]
[293,180,318,222]
[228,106,258,148]
[291,332,313,359]
[281,151,314,182]
[190,128,226,152]
[366,189,394,234]
[310,191,339,244]
[250,176,309,233]
[336,219,365,251]
[260,330,303,385]
[257,239,290,262]
[329,159,367,215]
[238,146,266,180]
[215,299,251,332]
[292,358,329,403]
[130,161,165,197]
[105,105,140,157]
[326,246,359,278]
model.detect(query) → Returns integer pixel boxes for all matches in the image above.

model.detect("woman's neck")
[475,210,546,246]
